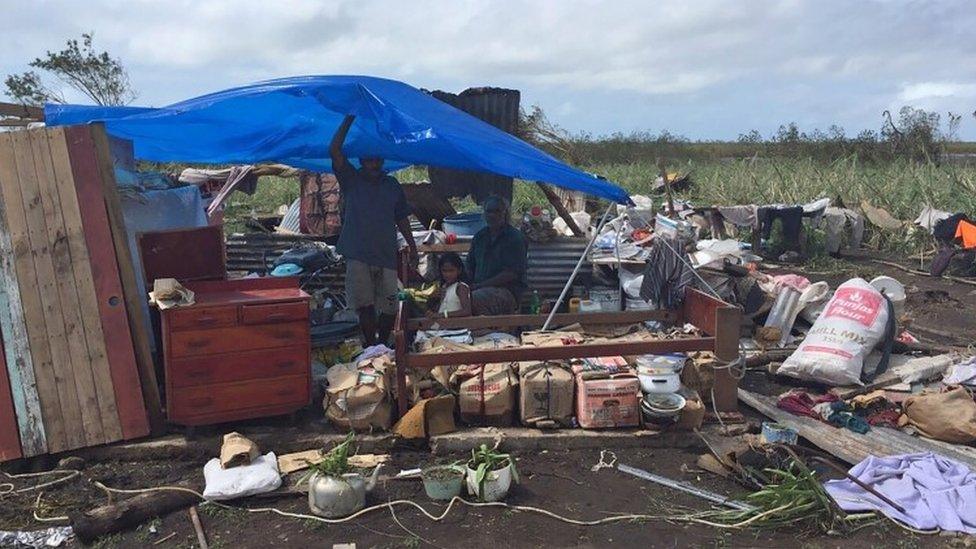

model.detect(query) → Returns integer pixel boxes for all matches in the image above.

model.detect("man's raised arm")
[330,114,356,171]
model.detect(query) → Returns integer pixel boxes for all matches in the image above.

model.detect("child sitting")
[428,252,472,319]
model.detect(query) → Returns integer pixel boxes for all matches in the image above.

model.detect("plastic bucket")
[443,212,486,237]
[422,466,465,501]
[466,462,513,502]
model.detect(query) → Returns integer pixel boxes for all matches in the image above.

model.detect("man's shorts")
[346,260,398,315]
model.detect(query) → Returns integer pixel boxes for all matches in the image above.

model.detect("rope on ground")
[1,469,81,495]
[91,478,943,536]
[33,492,69,523]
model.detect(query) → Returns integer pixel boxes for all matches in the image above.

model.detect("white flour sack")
[778,278,889,386]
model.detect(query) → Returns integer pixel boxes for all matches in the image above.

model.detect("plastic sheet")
[45,76,630,204]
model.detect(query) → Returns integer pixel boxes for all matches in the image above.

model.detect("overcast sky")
[3,0,975,140]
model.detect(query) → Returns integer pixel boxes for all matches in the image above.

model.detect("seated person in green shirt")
[466,196,528,315]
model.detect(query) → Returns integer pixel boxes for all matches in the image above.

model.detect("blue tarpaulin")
[45,75,630,204]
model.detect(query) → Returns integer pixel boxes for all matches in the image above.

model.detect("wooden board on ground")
[739,388,976,469]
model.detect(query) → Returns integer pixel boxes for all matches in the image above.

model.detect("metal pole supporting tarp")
[541,202,616,331]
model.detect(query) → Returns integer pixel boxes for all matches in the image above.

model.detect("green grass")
[223,156,976,256]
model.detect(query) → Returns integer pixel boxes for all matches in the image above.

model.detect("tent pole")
[542,202,615,331]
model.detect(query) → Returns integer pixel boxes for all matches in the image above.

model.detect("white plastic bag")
[778,278,889,386]
[203,452,281,500]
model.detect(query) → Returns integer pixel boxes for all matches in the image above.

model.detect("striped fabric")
[639,237,695,309]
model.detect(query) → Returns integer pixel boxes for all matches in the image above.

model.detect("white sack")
[779,278,889,386]
[203,452,281,500]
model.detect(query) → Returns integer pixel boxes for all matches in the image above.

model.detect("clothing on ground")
[639,236,695,309]
[471,287,518,316]
[824,452,976,534]
[467,225,528,299]
[345,260,399,315]
[335,162,409,270]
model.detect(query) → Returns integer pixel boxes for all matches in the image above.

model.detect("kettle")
[308,465,382,518]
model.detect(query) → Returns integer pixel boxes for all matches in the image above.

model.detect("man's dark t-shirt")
[334,163,409,270]
[467,224,528,298]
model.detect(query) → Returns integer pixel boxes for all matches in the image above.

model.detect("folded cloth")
[776,390,838,418]
[824,452,976,534]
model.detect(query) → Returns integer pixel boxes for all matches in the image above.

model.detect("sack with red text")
[778,278,889,386]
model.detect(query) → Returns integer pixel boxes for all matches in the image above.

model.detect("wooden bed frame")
[392,287,742,418]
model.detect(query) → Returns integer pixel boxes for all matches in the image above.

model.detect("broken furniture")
[160,276,311,427]
[393,287,742,417]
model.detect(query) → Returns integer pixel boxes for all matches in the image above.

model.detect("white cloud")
[1,0,974,138]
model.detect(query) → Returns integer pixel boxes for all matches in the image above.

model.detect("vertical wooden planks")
[32,128,116,445]
[64,126,150,439]
[0,134,45,457]
[47,128,123,443]
[89,125,160,435]
[0,132,67,453]
[0,337,22,461]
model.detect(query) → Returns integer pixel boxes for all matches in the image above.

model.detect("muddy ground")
[1,256,974,548]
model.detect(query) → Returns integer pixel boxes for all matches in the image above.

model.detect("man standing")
[330,115,417,345]
[467,196,528,315]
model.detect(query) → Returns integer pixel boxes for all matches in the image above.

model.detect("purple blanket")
[824,452,976,533]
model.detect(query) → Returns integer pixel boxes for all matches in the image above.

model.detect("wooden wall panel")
[65,126,150,439]
[47,128,123,443]
[0,132,67,452]
[0,319,23,460]
[90,125,160,435]
[28,129,107,446]
[0,135,46,457]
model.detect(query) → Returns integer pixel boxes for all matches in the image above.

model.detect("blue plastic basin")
[443,211,486,236]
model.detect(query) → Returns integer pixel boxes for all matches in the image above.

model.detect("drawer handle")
[272,331,295,340]
[186,340,209,349]
[185,369,208,379]
[275,360,296,369]
[188,397,214,408]
[266,312,290,321]
[196,316,218,325]
[275,388,297,397]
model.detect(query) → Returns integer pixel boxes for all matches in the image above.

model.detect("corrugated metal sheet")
[428,87,520,204]
[225,232,590,299]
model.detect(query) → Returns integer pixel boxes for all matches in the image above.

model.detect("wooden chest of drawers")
[160,278,311,426]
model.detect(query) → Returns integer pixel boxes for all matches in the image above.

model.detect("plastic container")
[421,466,465,500]
[870,276,905,318]
[637,371,681,394]
[443,212,486,237]
[466,462,514,502]
[589,287,621,312]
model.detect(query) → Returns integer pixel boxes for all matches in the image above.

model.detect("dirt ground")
[1,255,973,548]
